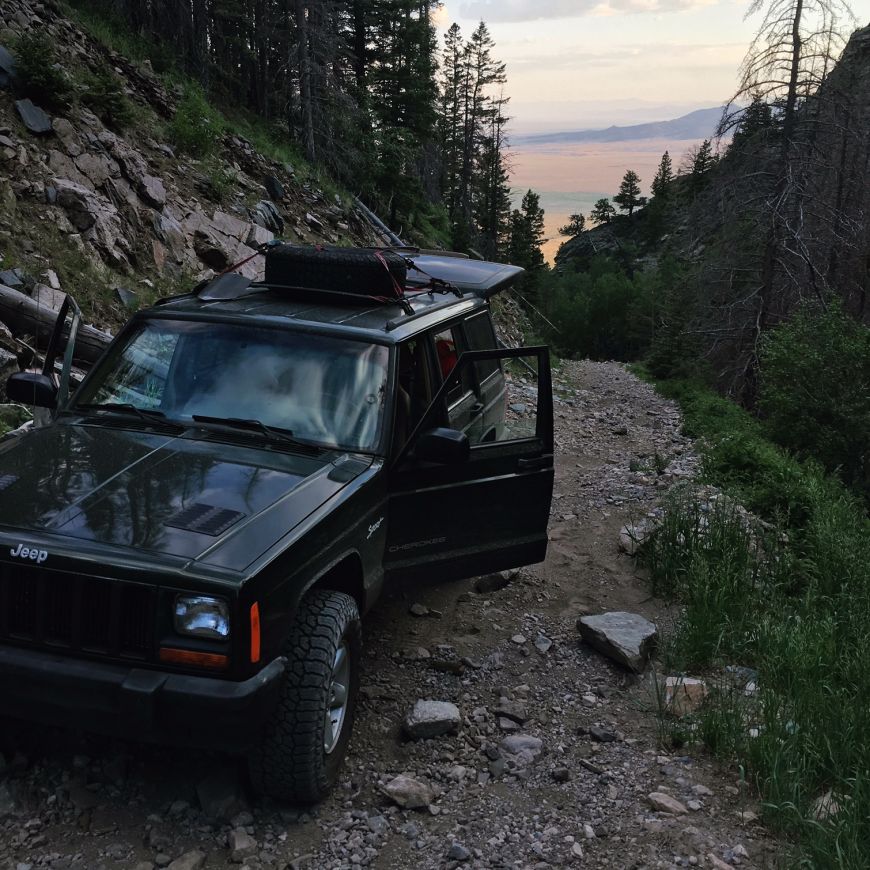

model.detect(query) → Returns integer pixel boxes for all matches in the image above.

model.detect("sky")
[434,0,870,134]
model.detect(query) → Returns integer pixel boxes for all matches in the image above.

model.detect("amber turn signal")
[250,602,261,663]
[159,647,228,670]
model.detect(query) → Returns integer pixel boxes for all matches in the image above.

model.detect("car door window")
[431,326,479,435]
[462,313,500,382]
[398,345,551,466]
[394,339,434,450]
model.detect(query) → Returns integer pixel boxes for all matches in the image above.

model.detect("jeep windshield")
[72,318,390,452]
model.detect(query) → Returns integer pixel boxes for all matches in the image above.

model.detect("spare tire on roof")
[264,245,408,298]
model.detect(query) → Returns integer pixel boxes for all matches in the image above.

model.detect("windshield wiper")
[75,402,183,429]
[192,415,302,445]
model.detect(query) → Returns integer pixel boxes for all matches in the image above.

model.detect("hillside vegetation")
[535,11,870,866]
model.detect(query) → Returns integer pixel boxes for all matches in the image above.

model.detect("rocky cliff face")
[0,0,383,336]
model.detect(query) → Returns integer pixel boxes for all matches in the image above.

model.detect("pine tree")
[507,190,546,272]
[729,93,776,153]
[613,170,644,215]
[651,152,673,200]
[558,214,586,237]
[590,198,616,225]
[691,140,716,176]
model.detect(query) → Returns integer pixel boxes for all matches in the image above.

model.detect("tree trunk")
[0,286,112,367]
[296,0,316,163]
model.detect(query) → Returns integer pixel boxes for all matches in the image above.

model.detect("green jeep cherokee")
[0,246,554,803]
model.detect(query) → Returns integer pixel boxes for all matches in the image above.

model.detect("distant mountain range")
[515,106,724,145]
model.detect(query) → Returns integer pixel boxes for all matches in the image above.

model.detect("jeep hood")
[0,422,370,571]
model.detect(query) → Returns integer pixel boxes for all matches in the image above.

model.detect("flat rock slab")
[382,774,434,809]
[648,791,688,814]
[404,700,461,739]
[15,99,52,134]
[577,611,657,672]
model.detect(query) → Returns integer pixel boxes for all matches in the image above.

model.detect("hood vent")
[0,474,18,491]
[165,503,245,536]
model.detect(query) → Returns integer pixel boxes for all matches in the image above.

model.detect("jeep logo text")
[10,543,48,564]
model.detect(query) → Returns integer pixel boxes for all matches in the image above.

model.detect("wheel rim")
[324,641,350,755]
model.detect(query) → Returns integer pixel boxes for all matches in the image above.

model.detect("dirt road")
[0,362,778,870]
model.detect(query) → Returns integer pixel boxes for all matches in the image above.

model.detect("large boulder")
[139,174,166,209]
[53,178,129,268]
[382,774,434,809]
[51,117,82,156]
[96,131,165,210]
[577,611,657,673]
[500,734,544,768]
[403,700,461,740]
[74,152,119,189]
[15,99,52,135]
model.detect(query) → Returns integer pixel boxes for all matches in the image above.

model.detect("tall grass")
[643,378,870,867]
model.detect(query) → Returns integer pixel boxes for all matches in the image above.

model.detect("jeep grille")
[0,564,156,661]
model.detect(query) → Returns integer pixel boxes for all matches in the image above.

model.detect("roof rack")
[250,283,415,315]
[384,294,477,332]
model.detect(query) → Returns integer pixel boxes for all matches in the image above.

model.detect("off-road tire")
[248,590,361,803]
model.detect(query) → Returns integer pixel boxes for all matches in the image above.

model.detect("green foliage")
[80,65,137,131]
[63,0,177,73]
[688,139,717,195]
[645,376,870,867]
[507,190,546,273]
[12,31,74,111]
[651,151,673,200]
[589,197,615,225]
[202,158,237,203]
[539,256,680,361]
[640,259,700,378]
[558,213,586,237]
[613,169,645,215]
[169,86,226,157]
[760,303,870,498]
[728,92,777,154]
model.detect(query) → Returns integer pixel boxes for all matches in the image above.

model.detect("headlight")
[174,595,230,639]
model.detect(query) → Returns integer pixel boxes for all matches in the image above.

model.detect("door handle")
[470,402,484,413]
[517,456,549,471]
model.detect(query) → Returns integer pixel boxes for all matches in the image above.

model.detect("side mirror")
[6,372,58,409]
[414,427,469,464]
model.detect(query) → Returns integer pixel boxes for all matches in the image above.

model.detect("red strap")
[374,250,406,299]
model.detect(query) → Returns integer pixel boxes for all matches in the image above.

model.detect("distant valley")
[514,106,723,145]
[510,108,724,263]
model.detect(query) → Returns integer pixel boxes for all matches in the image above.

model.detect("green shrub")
[760,303,870,498]
[202,158,237,202]
[12,32,74,111]
[169,86,225,157]
[80,66,136,130]
[645,374,870,867]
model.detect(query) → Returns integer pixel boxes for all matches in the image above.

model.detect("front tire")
[249,590,361,803]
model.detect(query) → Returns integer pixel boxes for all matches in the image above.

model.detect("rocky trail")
[0,361,780,870]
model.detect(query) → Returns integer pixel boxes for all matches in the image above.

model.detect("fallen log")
[0,284,113,368]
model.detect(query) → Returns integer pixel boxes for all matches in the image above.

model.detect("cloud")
[458,0,718,21]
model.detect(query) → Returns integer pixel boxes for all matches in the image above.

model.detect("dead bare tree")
[711,0,857,401]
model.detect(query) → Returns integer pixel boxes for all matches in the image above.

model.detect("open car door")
[384,346,554,585]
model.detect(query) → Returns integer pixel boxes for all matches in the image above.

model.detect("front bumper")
[0,644,285,752]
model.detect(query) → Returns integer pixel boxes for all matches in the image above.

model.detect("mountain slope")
[0,0,385,335]
[516,106,723,145]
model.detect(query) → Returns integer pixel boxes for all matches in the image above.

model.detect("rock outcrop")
[0,0,387,343]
